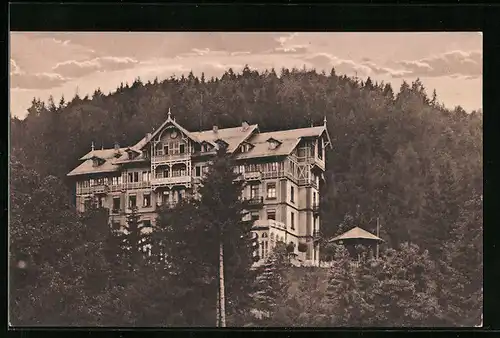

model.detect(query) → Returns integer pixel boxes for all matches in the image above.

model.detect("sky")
[9,32,482,119]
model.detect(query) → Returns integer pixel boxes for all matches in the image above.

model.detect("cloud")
[265,33,310,55]
[361,61,413,78]
[303,53,372,76]
[397,50,482,78]
[10,72,68,90]
[52,56,139,78]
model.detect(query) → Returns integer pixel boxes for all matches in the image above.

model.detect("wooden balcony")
[252,219,287,230]
[151,153,191,164]
[244,196,264,208]
[244,172,262,181]
[77,184,110,195]
[151,176,192,187]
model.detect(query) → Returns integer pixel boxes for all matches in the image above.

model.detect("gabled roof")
[139,110,200,150]
[79,148,127,161]
[330,227,383,242]
[235,125,327,160]
[191,124,259,153]
[68,149,123,176]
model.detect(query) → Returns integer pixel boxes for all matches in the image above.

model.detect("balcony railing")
[151,176,192,186]
[253,219,287,229]
[244,196,264,208]
[151,153,191,162]
[77,184,110,195]
[298,178,318,189]
[126,181,151,189]
[244,172,262,181]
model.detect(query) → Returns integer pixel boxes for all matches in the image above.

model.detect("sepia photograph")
[9,31,483,327]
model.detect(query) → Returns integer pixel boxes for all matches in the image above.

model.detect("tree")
[9,154,116,325]
[154,146,257,326]
[252,242,291,323]
[437,193,483,326]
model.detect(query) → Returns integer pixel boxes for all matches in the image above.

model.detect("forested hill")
[10,66,483,257]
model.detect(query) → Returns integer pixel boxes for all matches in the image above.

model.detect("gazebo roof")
[330,226,383,242]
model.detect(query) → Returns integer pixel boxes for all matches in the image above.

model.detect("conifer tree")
[252,242,291,322]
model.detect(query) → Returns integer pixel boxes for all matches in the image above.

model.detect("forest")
[9,66,482,326]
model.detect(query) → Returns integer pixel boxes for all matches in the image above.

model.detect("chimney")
[242,121,249,131]
[114,142,120,151]
[213,125,218,133]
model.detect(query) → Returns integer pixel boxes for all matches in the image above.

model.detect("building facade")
[67,110,331,266]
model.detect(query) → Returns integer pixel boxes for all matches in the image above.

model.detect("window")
[90,178,95,186]
[318,139,323,160]
[143,193,151,207]
[267,210,276,220]
[143,220,152,228]
[180,144,185,154]
[163,144,169,155]
[171,141,180,155]
[112,197,120,212]
[142,171,150,182]
[129,195,137,208]
[267,183,276,199]
[112,176,119,185]
[291,212,295,230]
[97,196,105,208]
[251,212,260,221]
[128,172,139,183]
[195,166,201,177]
[313,192,317,205]
[313,216,317,232]
[250,184,260,199]
[290,186,295,203]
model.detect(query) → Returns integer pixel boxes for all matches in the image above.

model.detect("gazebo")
[329,226,384,259]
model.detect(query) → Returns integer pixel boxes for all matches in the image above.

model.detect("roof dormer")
[266,137,282,150]
[200,141,215,153]
[239,141,254,153]
[90,155,105,167]
[215,138,229,150]
[125,147,140,160]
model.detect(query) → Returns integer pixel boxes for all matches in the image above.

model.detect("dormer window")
[240,141,254,153]
[90,156,105,167]
[201,142,213,153]
[125,148,139,160]
[267,137,282,150]
[215,139,228,150]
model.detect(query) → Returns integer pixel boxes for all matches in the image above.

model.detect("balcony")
[244,196,264,208]
[257,219,287,230]
[125,181,151,190]
[151,153,191,163]
[244,172,262,181]
[77,184,110,195]
[312,203,320,215]
[151,176,192,187]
